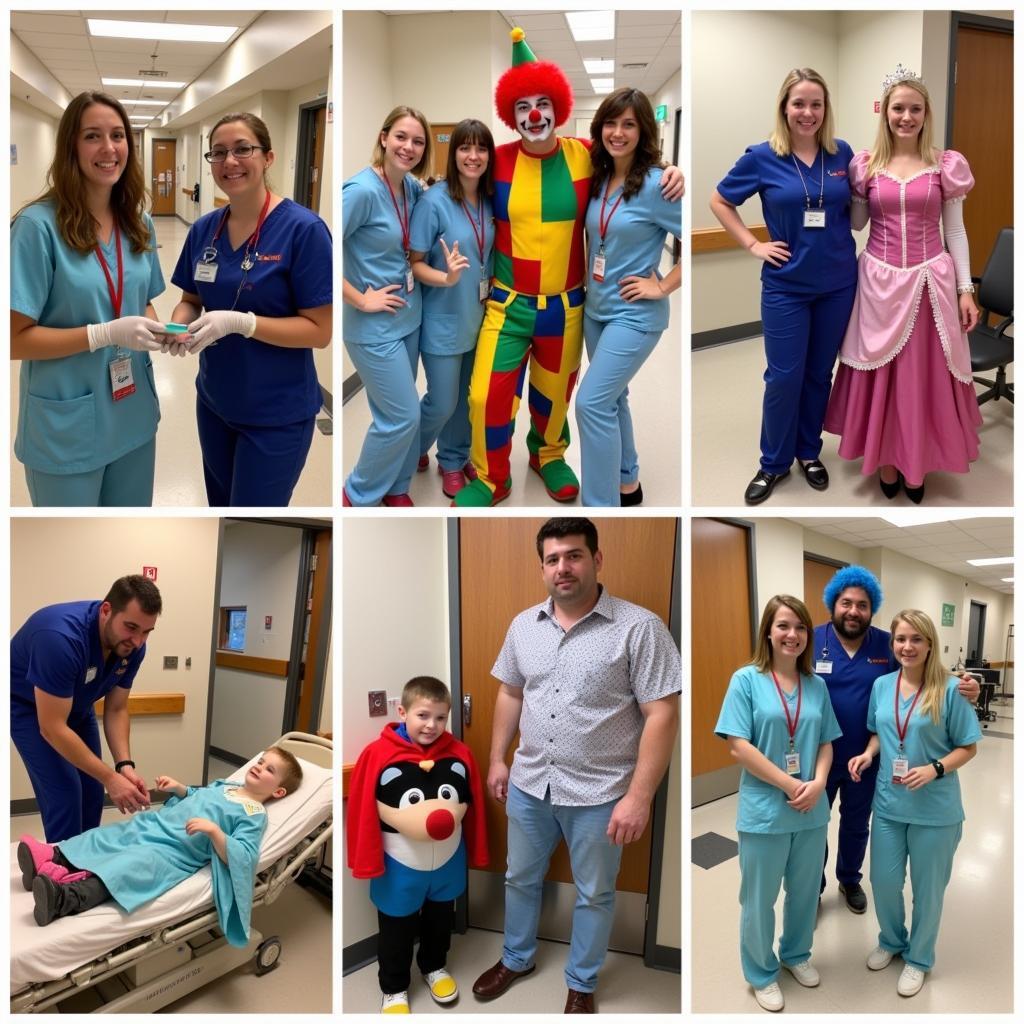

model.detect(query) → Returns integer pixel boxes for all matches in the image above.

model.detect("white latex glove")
[86,316,166,353]
[160,340,191,357]
[185,310,257,355]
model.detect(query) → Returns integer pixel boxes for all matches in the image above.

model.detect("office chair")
[969,226,1013,405]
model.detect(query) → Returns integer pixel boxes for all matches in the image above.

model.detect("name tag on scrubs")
[195,261,218,283]
[815,660,833,674]
[85,666,98,684]
[109,357,136,401]
[479,278,489,303]
[592,251,606,283]
[405,268,415,293]
[892,757,909,783]
[785,752,801,775]
[804,209,826,228]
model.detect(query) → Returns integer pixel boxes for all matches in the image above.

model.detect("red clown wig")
[495,59,573,132]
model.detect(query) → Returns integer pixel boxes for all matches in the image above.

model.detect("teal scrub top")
[408,181,495,356]
[716,664,842,834]
[584,167,682,332]
[867,673,982,826]
[11,200,164,474]
[342,166,422,345]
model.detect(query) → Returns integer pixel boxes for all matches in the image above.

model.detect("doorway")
[150,138,176,216]
[430,122,456,180]
[967,600,987,665]
[295,99,328,213]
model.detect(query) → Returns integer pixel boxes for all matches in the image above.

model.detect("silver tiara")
[882,63,922,93]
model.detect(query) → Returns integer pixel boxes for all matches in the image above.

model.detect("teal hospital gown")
[58,779,267,946]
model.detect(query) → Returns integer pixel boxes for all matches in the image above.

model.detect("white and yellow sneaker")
[424,968,459,1004]
[381,991,410,1013]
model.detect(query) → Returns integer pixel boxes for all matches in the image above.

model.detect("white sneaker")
[783,959,820,987]
[897,964,925,997]
[423,968,459,1004]
[381,991,410,1014]
[866,947,894,971]
[754,982,785,1012]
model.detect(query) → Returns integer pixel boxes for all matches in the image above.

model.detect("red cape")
[347,723,489,879]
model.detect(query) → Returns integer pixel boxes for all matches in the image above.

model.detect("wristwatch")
[115,759,136,774]
[932,759,945,778]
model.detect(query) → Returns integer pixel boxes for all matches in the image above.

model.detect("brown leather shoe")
[565,988,595,1013]
[472,960,535,1000]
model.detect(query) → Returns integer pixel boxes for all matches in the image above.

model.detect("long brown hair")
[589,87,665,201]
[445,119,495,202]
[16,92,152,254]
[751,595,814,677]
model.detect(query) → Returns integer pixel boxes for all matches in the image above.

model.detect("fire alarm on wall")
[874,100,880,113]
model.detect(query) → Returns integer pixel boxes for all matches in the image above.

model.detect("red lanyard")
[382,172,411,255]
[94,224,124,319]
[460,197,486,265]
[894,670,923,748]
[771,670,802,748]
[598,179,625,242]
[210,188,273,255]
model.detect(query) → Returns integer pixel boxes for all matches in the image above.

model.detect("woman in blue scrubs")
[170,113,332,507]
[848,609,980,998]
[578,87,682,507]
[408,119,495,500]
[710,68,857,505]
[10,92,165,507]
[716,594,841,1012]
[342,107,431,507]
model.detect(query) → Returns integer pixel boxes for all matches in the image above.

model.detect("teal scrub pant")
[869,814,962,972]
[738,826,827,988]
[25,438,155,507]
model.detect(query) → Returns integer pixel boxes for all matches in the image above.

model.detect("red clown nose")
[528,109,542,123]
[426,809,455,840]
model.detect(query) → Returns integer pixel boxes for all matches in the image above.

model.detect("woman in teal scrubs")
[716,594,841,1012]
[408,119,495,500]
[848,609,980,998]
[10,92,165,507]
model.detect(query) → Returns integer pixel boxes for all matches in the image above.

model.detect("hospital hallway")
[691,700,1013,1013]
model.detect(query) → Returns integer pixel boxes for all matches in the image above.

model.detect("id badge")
[592,250,606,283]
[804,209,826,228]
[892,757,909,784]
[815,660,833,674]
[195,261,218,283]
[405,267,415,293]
[109,357,135,401]
[785,751,801,776]
[479,277,489,303]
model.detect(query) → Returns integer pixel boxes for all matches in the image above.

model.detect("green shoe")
[528,454,579,502]
[452,478,511,507]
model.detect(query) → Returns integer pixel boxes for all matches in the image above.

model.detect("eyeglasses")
[204,144,266,163]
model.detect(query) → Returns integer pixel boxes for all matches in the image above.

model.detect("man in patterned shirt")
[472,517,680,1012]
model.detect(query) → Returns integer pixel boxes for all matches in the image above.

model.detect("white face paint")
[514,94,555,144]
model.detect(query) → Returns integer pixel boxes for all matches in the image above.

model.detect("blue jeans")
[503,784,623,993]
[419,349,474,471]
[25,438,155,507]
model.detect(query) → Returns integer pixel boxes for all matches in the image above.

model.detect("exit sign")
[655,104,668,123]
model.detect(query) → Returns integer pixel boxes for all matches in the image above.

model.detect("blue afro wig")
[823,565,882,614]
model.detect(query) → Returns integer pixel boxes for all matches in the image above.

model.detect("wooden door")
[459,518,677,897]
[951,23,1013,277]
[296,529,331,732]
[431,122,456,181]
[151,138,176,215]
[691,519,753,805]
[306,105,326,213]
[803,556,847,629]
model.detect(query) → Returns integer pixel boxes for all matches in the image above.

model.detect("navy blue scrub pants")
[759,281,857,474]
[821,759,877,891]
[11,705,104,842]
[196,395,315,507]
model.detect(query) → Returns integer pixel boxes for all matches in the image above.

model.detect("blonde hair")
[372,106,432,179]
[751,595,814,677]
[867,77,936,177]
[890,609,946,724]
[768,68,838,158]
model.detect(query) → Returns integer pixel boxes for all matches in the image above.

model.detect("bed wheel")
[255,936,283,975]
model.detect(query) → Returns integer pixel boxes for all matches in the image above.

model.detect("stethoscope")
[199,189,272,309]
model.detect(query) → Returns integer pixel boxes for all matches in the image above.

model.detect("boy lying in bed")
[17,746,302,946]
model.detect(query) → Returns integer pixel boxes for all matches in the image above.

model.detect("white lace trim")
[899,181,908,268]
[877,165,940,184]
[922,174,933,265]
[943,194,966,204]
[926,270,973,383]
[863,248,948,273]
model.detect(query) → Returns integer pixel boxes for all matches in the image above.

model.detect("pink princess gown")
[824,150,981,485]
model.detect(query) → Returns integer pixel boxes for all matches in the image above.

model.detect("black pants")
[377,899,454,995]
[52,847,112,916]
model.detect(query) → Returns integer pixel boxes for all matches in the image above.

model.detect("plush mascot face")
[376,758,471,841]
[513,93,556,144]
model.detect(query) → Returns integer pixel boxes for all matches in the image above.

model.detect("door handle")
[463,694,472,726]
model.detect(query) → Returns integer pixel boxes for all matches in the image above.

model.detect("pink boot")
[17,835,55,892]
[38,860,92,885]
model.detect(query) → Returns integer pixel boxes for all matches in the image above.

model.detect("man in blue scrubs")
[814,566,978,913]
[11,575,162,842]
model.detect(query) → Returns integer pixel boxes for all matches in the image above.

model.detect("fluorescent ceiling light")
[88,19,237,43]
[879,512,967,527]
[566,11,615,42]
[584,59,614,74]
[103,77,187,89]
[966,556,1014,567]
[121,100,167,107]
[1001,577,1014,583]
[591,78,614,93]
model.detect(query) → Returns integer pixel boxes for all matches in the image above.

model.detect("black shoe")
[32,874,61,927]
[904,480,925,504]
[839,882,868,914]
[744,469,790,505]
[879,472,901,499]
[620,483,643,507]
[798,459,829,490]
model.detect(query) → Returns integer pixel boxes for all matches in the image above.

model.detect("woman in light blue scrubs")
[715,594,841,1012]
[343,107,431,507]
[409,119,495,500]
[848,609,980,998]
[10,92,165,507]
[710,69,857,506]
[170,113,333,507]
[578,88,682,507]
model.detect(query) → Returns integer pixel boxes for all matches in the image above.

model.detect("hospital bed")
[11,732,333,1014]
